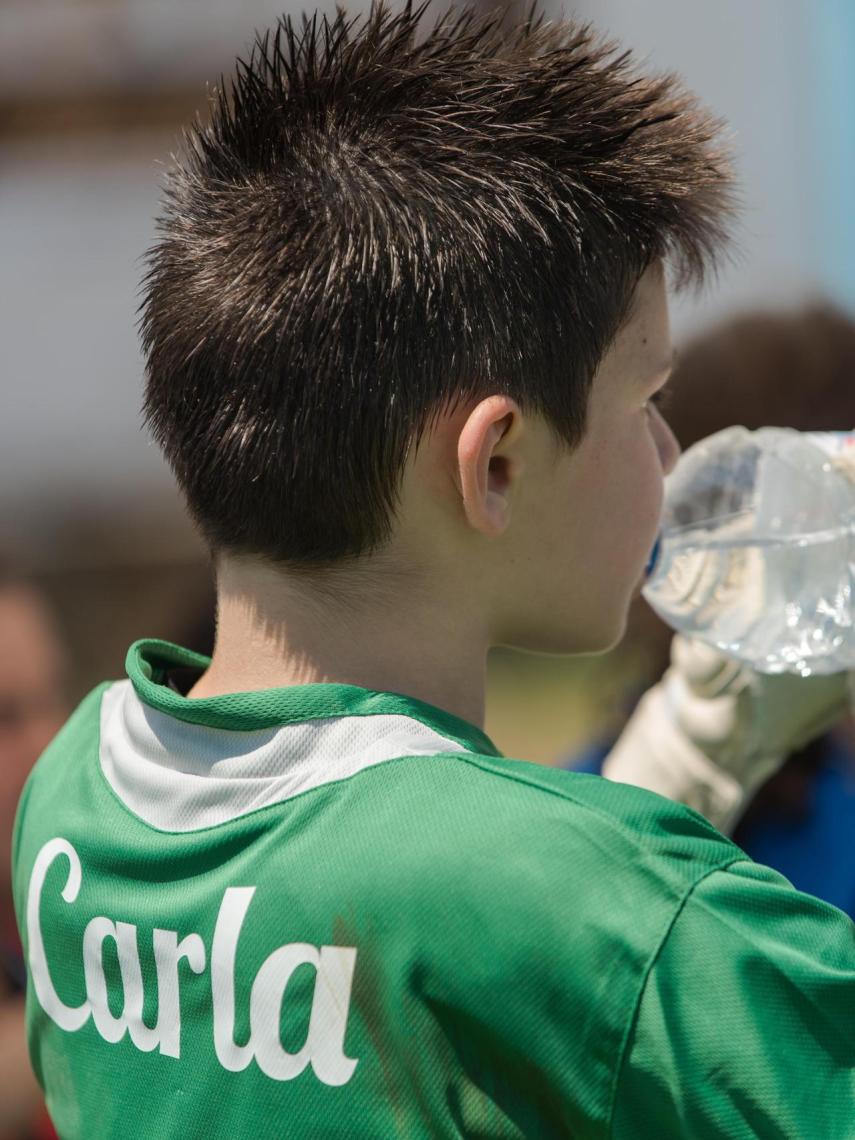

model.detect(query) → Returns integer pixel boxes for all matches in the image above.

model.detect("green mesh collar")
[125,638,501,756]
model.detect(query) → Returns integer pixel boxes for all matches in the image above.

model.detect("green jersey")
[13,639,855,1138]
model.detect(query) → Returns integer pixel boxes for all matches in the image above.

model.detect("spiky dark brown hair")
[140,0,735,566]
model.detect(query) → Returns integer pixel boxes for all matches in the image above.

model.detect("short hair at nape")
[140,0,735,568]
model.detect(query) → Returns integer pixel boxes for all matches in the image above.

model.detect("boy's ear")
[456,396,525,538]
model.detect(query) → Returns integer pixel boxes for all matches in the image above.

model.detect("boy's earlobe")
[456,396,523,539]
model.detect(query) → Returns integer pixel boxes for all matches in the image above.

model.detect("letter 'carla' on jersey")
[26,837,360,1085]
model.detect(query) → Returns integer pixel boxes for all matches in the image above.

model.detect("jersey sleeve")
[610,858,855,1138]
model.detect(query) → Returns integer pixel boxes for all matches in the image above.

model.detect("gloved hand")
[602,635,852,834]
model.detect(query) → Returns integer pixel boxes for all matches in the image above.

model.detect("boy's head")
[141,1,734,655]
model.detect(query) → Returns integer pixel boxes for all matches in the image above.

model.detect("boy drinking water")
[14,3,855,1135]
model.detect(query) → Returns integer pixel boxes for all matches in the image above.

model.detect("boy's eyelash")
[648,383,674,411]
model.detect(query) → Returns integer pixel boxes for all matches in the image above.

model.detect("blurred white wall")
[568,0,831,333]
[2,144,165,512]
[1,0,852,528]
[0,1,329,96]
[1,0,332,530]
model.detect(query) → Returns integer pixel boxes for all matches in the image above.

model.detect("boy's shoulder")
[14,679,111,829]
[333,743,744,964]
[16,672,743,957]
[18,675,742,901]
[379,745,741,885]
[336,748,746,1137]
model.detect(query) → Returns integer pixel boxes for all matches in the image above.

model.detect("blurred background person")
[0,558,67,1140]
[565,303,855,918]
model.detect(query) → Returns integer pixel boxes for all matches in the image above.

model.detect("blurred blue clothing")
[564,733,855,921]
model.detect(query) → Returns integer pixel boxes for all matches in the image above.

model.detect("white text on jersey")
[26,837,359,1085]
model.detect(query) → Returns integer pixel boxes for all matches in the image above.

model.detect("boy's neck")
[187,558,490,730]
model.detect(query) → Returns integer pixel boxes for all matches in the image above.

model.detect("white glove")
[602,635,852,834]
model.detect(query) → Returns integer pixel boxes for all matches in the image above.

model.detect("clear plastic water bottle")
[642,426,855,676]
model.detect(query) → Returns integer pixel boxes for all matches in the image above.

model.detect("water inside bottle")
[643,513,855,675]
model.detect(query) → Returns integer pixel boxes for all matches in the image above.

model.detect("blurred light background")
[2,0,854,761]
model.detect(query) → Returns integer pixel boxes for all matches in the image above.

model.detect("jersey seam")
[448,749,736,851]
[604,856,746,1138]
